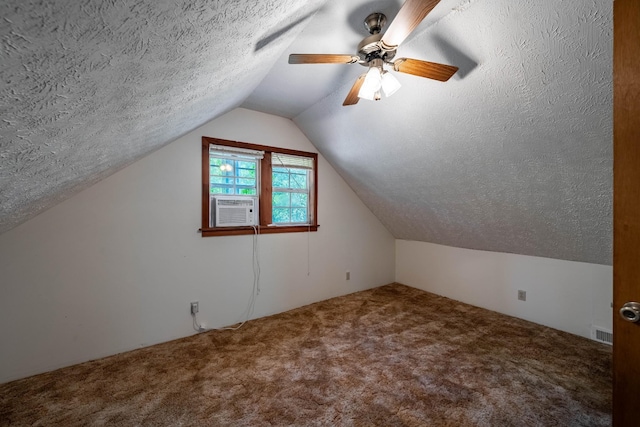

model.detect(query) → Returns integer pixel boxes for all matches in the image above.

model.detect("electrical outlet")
[346,271,350,280]
[190,301,199,315]
[517,290,526,301]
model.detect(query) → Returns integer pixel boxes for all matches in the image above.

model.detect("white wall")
[0,108,395,383]
[396,240,612,339]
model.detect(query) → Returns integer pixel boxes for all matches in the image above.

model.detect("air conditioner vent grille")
[220,207,251,224]
[218,199,254,207]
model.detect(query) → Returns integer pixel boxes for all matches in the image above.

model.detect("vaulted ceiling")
[0,0,612,265]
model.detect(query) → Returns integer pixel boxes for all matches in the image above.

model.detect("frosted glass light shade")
[358,67,382,100]
[381,71,401,97]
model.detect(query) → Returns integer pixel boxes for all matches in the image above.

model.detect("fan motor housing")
[357,33,396,63]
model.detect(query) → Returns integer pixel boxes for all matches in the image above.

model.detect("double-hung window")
[271,153,314,225]
[201,137,318,236]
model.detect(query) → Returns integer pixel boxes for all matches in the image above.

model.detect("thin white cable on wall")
[192,226,261,332]
[307,223,311,276]
[255,225,261,294]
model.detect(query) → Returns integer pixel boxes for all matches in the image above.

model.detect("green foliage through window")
[272,167,310,224]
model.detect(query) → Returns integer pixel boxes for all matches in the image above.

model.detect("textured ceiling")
[0,0,324,234]
[248,0,612,264]
[1,0,612,265]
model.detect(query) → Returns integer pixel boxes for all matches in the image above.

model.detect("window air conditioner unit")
[211,196,257,227]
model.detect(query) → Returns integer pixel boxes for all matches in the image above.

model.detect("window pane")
[236,161,255,170]
[273,191,290,207]
[289,171,307,189]
[291,208,308,223]
[210,158,224,166]
[273,208,290,223]
[291,193,308,207]
[211,186,234,194]
[236,178,256,186]
[273,167,289,173]
[237,168,255,178]
[211,161,233,172]
[211,176,234,184]
[210,171,233,177]
[238,188,256,195]
[272,172,289,188]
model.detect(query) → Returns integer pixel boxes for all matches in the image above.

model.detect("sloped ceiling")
[246,0,613,265]
[0,0,324,234]
[1,0,612,265]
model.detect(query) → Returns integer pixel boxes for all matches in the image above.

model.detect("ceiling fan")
[288,0,458,106]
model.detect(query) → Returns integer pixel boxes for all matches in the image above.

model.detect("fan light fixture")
[288,1,459,107]
[358,66,401,101]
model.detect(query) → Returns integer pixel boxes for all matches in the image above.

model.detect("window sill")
[200,224,319,237]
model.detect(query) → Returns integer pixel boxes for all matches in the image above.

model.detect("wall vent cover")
[591,326,613,345]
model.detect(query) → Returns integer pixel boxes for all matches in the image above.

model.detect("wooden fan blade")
[381,0,441,49]
[289,54,359,64]
[343,74,367,106]
[393,58,458,81]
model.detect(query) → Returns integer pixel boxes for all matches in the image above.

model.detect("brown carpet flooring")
[0,283,611,426]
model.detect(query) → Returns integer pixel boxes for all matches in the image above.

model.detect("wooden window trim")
[201,136,319,237]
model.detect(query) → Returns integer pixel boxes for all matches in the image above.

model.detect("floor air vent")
[591,326,613,345]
